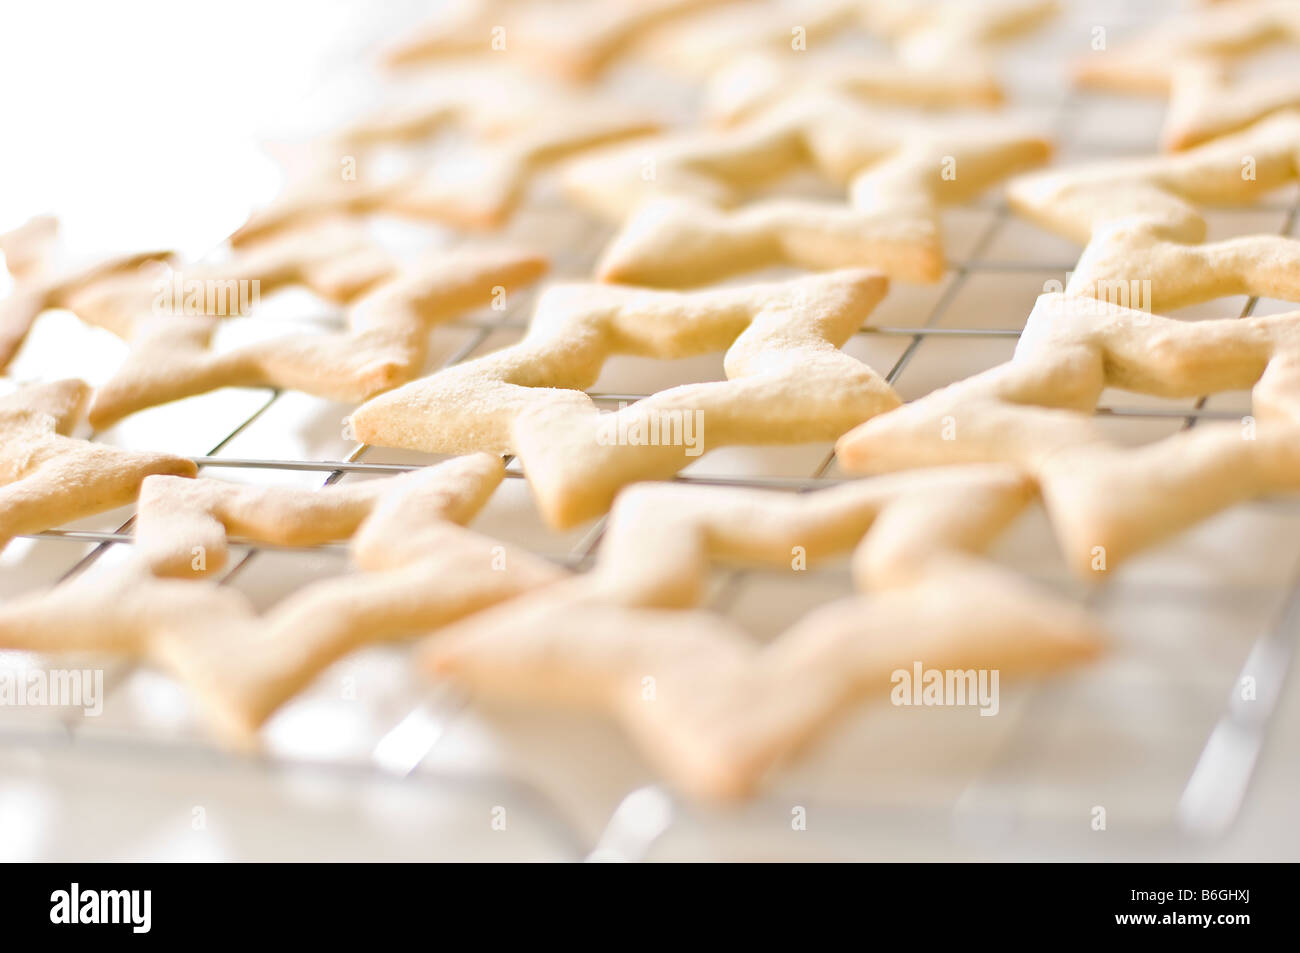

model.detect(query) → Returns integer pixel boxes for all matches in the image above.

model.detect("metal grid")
[5,3,1300,861]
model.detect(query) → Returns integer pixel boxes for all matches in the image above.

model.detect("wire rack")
[4,0,1300,861]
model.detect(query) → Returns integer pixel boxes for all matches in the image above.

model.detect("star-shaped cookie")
[644,0,1057,80]
[0,215,172,371]
[0,453,564,743]
[232,90,659,243]
[349,268,899,527]
[1007,110,1300,311]
[381,0,725,80]
[1075,0,1300,150]
[423,464,1101,800]
[837,292,1300,576]
[76,245,545,428]
[0,379,196,551]
[701,50,1005,127]
[564,93,1050,286]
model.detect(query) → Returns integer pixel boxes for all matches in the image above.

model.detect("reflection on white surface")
[373,705,450,776]
[587,786,674,862]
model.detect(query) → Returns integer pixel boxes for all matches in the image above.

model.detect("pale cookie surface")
[0,379,197,551]
[644,0,1056,80]
[349,269,898,527]
[0,216,172,372]
[859,0,1060,77]
[233,87,660,242]
[1007,110,1300,311]
[382,0,725,81]
[424,464,1101,800]
[837,292,1300,577]
[565,93,1050,286]
[702,50,1005,127]
[1074,0,1300,150]
[81,245,545,427]
[0,454,564,744]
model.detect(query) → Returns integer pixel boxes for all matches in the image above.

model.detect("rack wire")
[4,1,1300,861]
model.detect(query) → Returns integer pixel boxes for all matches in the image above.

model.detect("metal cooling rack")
[3,0,1299,861]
